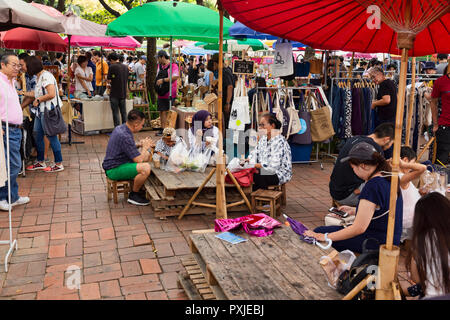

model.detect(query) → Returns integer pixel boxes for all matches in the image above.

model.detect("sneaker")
[26,162,47,171]
[44,164,64,173]
[0,200,10,211]
[127,192,150,206]
[12,196,30,207]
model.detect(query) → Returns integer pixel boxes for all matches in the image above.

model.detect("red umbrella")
[0,27,67,52]
[221,0,450,56]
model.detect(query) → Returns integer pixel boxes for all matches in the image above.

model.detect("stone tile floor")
[0,131,418,300]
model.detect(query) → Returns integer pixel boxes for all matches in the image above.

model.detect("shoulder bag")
[41,76,67,137]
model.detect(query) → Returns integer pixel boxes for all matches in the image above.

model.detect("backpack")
[336,238,380,300]
[155,64,170,96]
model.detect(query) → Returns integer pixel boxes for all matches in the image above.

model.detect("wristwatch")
[36,98,40,104]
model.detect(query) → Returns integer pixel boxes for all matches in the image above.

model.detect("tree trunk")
[57,0,65,13]
[146,37,157,105]
[196,0,204,5]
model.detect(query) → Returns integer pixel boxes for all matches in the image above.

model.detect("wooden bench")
[251,189,282,218]
[106,177,131,204]
[182,227,343,300]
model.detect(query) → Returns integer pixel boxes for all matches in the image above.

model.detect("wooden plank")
[202,234,287,300]
[177,271,202,300]
[190,234,246,300]
[144,181,160,201]
[207,233,303,300]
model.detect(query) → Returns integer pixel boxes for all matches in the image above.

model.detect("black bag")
[336,238,380,300]
[41,84,67,137]
[155,64,170,96]
[295,54,311,77]
[43,103,67,137]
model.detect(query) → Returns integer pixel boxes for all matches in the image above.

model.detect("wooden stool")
[251,189,283,218]
[268,184,287,206]
[106,177,131,204]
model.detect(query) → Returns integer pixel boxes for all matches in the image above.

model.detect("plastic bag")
[227,157,254,173]
[165,140,189,173]
[215,213,282,237]
[183,147,212,173]
[320,250,356,288]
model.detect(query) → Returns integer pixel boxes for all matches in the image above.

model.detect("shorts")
[105,162,138,181]
[157,98,175,111]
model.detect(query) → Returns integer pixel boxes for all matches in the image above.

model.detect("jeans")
[34,114,62,163]
[336,182,366,207]
[0,126,22,203]
[96,86,106,96]
[110,97,127,127]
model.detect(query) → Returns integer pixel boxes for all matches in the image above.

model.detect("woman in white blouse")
[74,55,93,98]
[246,113,292,190]
[25,56,64,172]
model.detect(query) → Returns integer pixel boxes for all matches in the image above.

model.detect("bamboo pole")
[416,136,435,162]
[342,275,376,300]
[405,57,416,146]
[216,3,227,219]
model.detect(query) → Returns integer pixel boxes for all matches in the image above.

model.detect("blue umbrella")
[182,46,217,56]
[230,21,306,47]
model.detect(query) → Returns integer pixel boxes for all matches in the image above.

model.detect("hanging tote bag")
[289,94,312,145]
[229,78,250,131]
[295,54,311,77]
[309,57,324,74]
[286,91,302,137]
[271,92,290,138]
[309,93,336,142]
[272,39,293,78]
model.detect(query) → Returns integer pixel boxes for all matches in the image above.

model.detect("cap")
[423,61,436,70]
[155,50,169,59]
[162,127,176,140]
[140,55,147,61]
[340,142,378,163]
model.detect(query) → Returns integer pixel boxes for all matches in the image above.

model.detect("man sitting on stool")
[102,110,155,206]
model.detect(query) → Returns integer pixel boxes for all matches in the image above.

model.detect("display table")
[71,99,133,134]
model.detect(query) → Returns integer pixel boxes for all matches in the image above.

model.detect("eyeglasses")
[258,123,265,128]
[8,63,21,69]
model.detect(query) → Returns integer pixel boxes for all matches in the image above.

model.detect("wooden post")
[342,275,376,300]
[405,57,416,146]
[376,245,400,300]
[216,3,227,219]
[416,137,435,162]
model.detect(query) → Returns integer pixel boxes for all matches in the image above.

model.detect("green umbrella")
[106,1,233,42]
[196,39,266,51]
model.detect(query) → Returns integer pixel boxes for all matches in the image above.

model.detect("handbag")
[295,54,311,77]
[285,91,302,137]
[271,92,290,138]
[228,78,250,131]
[309,58,324,74]
[154,63,170,96]
[225,167,257,187]
[308,93,335,142]
[41,82,67,137]
[289,96,312,145]
[272,39,294,78]
[325,214,356,227]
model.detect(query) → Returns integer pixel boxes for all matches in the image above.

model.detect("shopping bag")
[295,54,311,77]
[289,96,312,145]
[271,92,290,138]
[183,147,212,173]
[309,94,335,142]
[309,58,324,74]
[272,39,293,78]
[285,92,302,137]
[229,78,250,131]
[225,167,257,187]
[165,139,189,173]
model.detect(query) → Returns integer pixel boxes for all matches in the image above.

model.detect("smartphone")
[328,207,349,218]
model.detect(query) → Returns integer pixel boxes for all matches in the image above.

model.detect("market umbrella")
[0,0,64,32]
[0,27,67,52]
[222,0,450,57]
[195,38,267,51]
[182,46,217,56]
[223,0,449,300]
[64,35,140,49]
[106,1,234,108]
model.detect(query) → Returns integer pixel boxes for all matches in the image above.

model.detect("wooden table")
[185,227,343,300]
[145,167,252,218]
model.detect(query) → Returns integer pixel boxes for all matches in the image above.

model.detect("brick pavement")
[0,131,414,300]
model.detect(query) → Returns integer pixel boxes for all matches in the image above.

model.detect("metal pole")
[169,36,173,109]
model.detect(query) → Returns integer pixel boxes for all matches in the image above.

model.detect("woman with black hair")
[404,192,450,299]
[246,113,292,191]
[305,141,403,253]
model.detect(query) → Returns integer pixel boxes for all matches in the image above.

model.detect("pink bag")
[214,213,281,237]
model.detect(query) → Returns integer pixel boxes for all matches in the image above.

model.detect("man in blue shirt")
[102,109,155,206]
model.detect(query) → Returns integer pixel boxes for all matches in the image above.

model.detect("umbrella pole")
[375,47,408,301]
[405,57,416,146]
[169,36,173,110]
[216,2,227,219]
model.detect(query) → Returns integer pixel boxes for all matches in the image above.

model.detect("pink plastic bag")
[214,213,281,237]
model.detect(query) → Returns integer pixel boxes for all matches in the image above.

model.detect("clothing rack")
[255,85,330,169]
[330,77,377,105]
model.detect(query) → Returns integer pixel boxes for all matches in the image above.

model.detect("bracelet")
[324,233,330,242]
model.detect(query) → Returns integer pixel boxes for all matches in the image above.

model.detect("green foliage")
[81,10,116,25]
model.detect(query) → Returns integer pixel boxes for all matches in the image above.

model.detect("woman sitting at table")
[74,55,93,99]
[304,142,403,253]
[188,110,220,153]
[246,113,292,191]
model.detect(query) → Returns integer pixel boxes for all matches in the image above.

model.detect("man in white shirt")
[134,56,147,87]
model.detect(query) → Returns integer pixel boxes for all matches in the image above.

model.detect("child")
[153,127,181,168]
[398,146,427,242]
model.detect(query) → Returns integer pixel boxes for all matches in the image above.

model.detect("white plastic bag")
[165,140,189,173]
[184,147,212,173]
[320,250,356,288]
[227,157,254,173]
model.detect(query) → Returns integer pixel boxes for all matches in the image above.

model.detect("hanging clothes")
[343,87,353,138]
[351,87,363,136]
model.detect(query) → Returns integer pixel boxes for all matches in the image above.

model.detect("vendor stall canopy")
[0,0,64,33]
[221,0,450,57]
[106,1,234,42]
[0,27,67,52]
